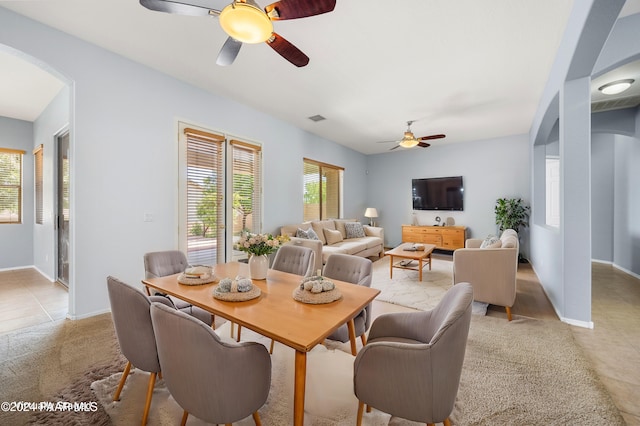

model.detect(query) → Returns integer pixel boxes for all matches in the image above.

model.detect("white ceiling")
[1,0,639,154]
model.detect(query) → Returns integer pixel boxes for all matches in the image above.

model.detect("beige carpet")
[0,261,623,425]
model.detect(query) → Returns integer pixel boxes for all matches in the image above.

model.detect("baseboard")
[612,263,640,280]
[67,308,111,321]
[561,317,594,329]
[0,264,34,272]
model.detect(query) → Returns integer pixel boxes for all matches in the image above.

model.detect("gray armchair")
[150,302,271,426]
[143,250,213,326]
[323,254,373,353]
[271,244,316,277]
[106,276,175,426]
[353,282,473,426]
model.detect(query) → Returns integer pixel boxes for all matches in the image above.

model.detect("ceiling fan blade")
[418,134,446,141]
[266,33,309,67]
[264,0,336,20]
[139,0,218,16]
[389,145,401,151]
[417,142,431,148]
[216,37,243,66]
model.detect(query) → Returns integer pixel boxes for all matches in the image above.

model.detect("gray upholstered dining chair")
[106,275,175,426]
[237,245,315,349]
[143,250,213,326]
[323,254,373,353]
[150,302,271,426]
[353,282,473,426]
[271,244,316,277]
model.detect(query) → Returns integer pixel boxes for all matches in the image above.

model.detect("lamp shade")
[364,208,378,218]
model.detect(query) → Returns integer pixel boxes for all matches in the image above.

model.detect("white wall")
[32,86,69,280]
[0,7,369,318]
[366,134,531,251]
[0,116,34,269]
[591,133,615,263]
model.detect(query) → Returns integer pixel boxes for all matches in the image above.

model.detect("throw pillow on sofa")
[480,235,502,249]
[296,227,320,240]
[323,228,344,245]
[344,222,366,239]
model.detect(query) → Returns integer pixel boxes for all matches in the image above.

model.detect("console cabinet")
[402,225,466,251]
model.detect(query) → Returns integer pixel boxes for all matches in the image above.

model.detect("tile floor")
[0,260,638,423]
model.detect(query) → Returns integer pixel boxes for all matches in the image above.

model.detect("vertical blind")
[184,128,225,266]
[0,148,25,224]
[231,139,262,236]
[303,158,343,221]
[33,145,43,224]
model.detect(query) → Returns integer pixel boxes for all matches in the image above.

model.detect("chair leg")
[366,405,372,413]
[443,418,452,426]
[269,339,275,354]
[252,411,262,426]
[113,361,132,401]
[141,372,157,426]
[356,401,365,426]
[180,410,189,426]
[230,322,235,338]
[505,306,513,321]
[210,314,216,329]
[360,333,367,346]
[237,325,242,342]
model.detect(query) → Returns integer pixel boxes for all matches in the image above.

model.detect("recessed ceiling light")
[598,79,634,95]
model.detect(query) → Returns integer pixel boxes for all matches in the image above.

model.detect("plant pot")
[248,254,268,280]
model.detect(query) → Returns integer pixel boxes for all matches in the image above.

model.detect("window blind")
[303,158,343,221]
[0,148,25,224]
[184,128,225,266]
[33,145,43,224]
[231,139,262,236]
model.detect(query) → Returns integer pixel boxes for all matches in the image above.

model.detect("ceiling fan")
[139,0,336,67]
[377,121,446,150]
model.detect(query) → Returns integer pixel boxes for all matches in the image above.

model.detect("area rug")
[87,318,623,425]
[371,256,488,315]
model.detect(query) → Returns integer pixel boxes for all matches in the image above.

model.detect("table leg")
[294,351,307,426]
[347,319,357,355]
[389,255,393,279]
[419,258,423,281]
[428,252,432,270]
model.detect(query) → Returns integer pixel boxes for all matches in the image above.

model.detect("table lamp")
[364,208,378,226]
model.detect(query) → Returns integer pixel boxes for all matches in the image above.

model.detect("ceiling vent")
[591,95,640,113]
[308,114,326,122]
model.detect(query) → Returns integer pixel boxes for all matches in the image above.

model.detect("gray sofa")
[280,219,384,274]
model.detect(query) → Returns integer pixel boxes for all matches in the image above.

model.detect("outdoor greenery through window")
[303,158,343,221]
[0,148,25,224]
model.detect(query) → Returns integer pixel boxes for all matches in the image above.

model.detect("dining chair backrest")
[144,250,189,279]
[150,302,271,424]
[107,276,162,373]
[271,245,316,277]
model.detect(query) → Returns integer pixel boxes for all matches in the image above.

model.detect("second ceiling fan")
[139,0,336,67]
[378,121,446,150]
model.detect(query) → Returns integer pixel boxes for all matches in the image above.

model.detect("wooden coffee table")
[385,243,436,281]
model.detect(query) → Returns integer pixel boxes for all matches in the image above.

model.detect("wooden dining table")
[142,261,380,426]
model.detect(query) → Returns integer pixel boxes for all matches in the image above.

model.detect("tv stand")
[402,225,466,251]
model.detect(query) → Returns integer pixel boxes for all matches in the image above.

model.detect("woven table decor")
[212,277,261,302]
[293,275,342,304]
[177,266,216,286]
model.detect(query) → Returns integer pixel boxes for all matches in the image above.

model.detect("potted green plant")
[495,198,530,263]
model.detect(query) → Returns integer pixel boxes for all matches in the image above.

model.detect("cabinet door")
[442,229,464,249]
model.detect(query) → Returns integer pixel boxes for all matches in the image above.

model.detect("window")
[181,127,225,266]
[0,148,25,224]
[303,158,343,221]
[545,156,560,227]
[231,140,262,261]
[179,123,263,265]
[34,144,43,224]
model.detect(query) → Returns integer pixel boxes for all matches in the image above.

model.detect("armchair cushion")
[480,235,501,248]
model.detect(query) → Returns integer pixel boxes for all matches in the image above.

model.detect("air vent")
[591,95,640,113]
[308,114,326,122]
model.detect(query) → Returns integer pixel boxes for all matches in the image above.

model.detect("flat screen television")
[412,176,464,211]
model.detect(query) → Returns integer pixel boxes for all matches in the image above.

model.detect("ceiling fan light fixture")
[398,131,419,148]
[598,79,634,95]
[219,2,273,44]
